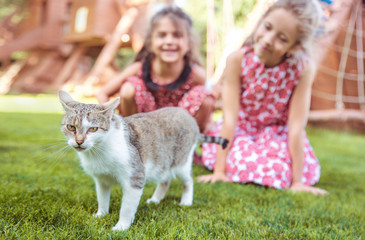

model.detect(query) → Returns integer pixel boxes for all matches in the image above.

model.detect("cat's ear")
[58,90,75,112]
[101,97,120,118]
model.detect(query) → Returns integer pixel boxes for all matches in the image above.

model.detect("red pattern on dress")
[201,46,321,189]
[126,68,211,116]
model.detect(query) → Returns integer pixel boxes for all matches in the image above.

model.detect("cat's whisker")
[39,142,67,152]
[90,146,106,164]
[93,145,108,158]
[35,143,69,163]
[29,137,67,145]
[37,144,69,162]
[88,147,98,160]
[93,145,118,167]
[35,137,66,141]
[34,144,72,167]
[43,146,73,171]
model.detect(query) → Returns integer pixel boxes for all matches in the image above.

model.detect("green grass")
[0,95,364,239]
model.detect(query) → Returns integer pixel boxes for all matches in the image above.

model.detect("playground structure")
[0,0,173,95]
[0,0,364,132]
[309,0,365,132]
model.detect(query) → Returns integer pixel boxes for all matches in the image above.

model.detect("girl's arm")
[288,60,328,195]
[197,50,242,183]
[191,64,207,86]
[96,62,142,103]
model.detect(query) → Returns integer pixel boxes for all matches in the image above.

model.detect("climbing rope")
[355,4,365,110]
[317,65,358,81]
[314,1,365,111]
[334,0,359,110]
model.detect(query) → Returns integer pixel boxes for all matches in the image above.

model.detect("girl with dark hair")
[97,6,214,132]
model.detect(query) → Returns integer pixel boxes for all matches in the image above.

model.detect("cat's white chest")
[78,131,131,179]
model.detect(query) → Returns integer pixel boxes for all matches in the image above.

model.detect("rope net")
[310,0,365,126]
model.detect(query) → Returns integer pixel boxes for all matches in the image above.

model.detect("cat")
[58,90,228,231]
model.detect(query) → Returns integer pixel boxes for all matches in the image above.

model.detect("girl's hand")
[197,172,230,183]
[290,182,328,195]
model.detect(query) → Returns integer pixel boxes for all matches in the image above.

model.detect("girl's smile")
[254,8,299,67]
[150,16,189,64]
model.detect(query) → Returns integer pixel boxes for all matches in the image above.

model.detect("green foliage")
[0,0,25,19]
[10,51,28,61]
[183,0,256,68]
[115,48,136,71]
[0,95,364,239]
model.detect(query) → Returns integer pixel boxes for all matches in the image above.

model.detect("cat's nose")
[76,139,84,145]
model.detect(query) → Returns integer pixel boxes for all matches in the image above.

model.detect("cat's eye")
[66,125,76,132]
[88,127,98,133]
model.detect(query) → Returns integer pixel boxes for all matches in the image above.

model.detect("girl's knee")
[195,96,216,133]
[120,82,136,101]
[119,82,138,116]
[200,96,215,113]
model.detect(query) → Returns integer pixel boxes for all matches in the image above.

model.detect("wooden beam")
[309,109,365,122]
[53,45,87,88]
[86,7,138,84]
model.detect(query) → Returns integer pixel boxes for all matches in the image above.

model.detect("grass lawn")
[0,95,364,239]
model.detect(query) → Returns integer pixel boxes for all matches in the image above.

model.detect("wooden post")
[86,7,139,84]
[223,0,234,36]
[53,45,87,88]
[206,0,216,80]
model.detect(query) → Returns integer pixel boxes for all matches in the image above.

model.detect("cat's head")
[58,91,120,152]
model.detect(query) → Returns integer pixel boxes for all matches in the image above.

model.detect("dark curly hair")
[134,5,201,66]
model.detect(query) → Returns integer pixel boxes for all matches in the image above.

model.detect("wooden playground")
[0,0,364,132]
[0,0,168,95]
[309,0,365,132]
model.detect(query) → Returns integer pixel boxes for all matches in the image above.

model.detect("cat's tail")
[199,134,229,149]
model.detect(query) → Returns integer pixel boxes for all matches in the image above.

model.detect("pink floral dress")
[126,67,211,116]
[201,46,321,189]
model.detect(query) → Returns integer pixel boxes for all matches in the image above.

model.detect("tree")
[0,0,25,19]
[183,0,256,70]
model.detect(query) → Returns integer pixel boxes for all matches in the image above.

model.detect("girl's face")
[254,8,299,67]
[150,16,190,64]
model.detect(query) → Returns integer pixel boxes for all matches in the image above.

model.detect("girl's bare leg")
[194,95,215,133]
[120,82,138,116]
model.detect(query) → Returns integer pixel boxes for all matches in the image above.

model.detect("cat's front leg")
[112,185,143,231]
[93,177,111,217]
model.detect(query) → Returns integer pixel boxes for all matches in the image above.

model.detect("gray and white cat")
[58,91,228,231]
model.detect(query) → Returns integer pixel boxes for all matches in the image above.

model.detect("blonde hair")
[135,6,201,65]
[245,0,323,58]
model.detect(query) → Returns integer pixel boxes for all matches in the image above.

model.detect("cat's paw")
[179,199,193,206]
[146,198,160,204]
[180,190,193,206]
[112,221,131,231]
[93,210,108,218]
